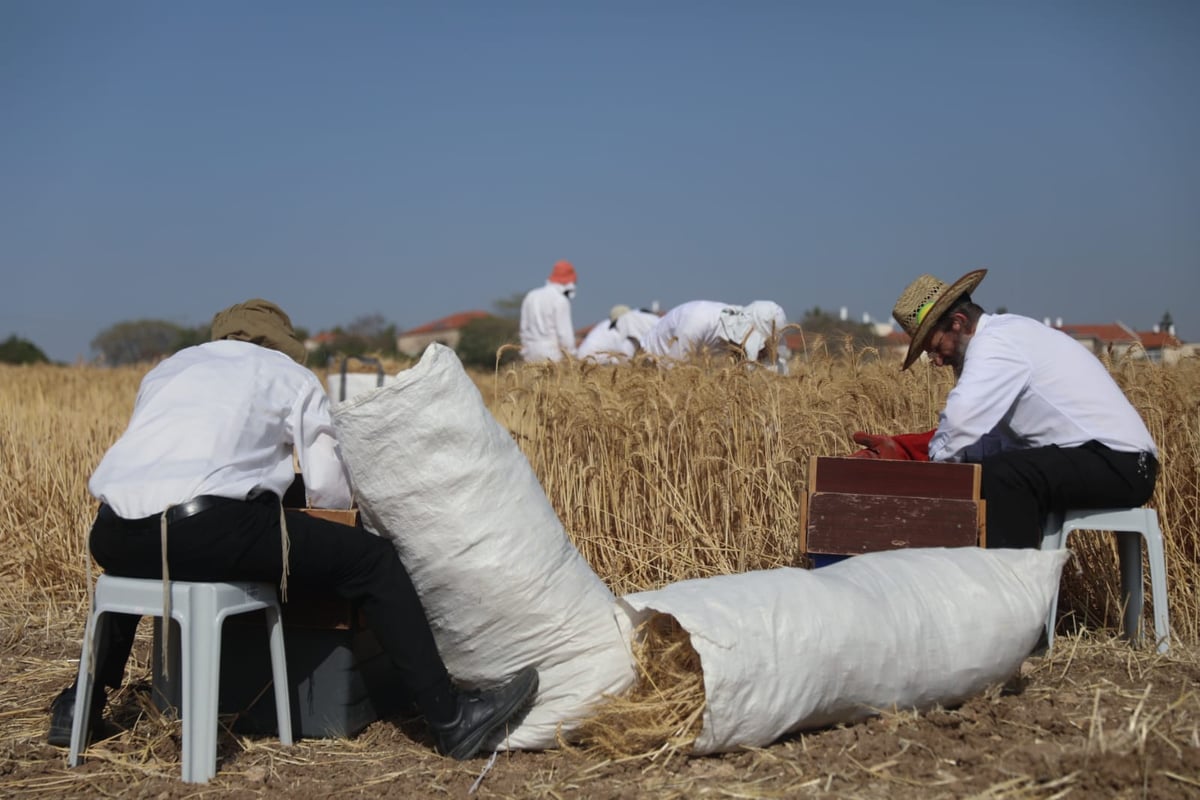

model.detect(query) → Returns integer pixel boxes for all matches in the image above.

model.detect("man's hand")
[850,432,904,460]
[849,429,936,461]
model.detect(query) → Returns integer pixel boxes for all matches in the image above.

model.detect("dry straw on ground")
[2,347,1199,795]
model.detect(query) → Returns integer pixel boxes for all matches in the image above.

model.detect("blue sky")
[3,0,1198,362]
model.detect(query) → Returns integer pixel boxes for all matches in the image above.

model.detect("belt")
[100,494,242,525]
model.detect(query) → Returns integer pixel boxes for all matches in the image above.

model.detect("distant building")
[1050,321,1190,364]
[304,330,339,353]
[396,311,491,357]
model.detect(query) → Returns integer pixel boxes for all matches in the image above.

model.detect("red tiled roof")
[308,331,339,344]
[1137,331,1183,349]
[401,311,490,336]
[1056,323,1138,343]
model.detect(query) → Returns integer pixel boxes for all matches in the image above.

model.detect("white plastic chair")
[1041,508,1170,654]
[68,576,293,783]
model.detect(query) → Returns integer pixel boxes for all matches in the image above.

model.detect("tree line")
[1,302,883,368]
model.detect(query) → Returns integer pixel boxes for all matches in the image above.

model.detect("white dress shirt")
[577,318,632,363]
[90,340,353,518]
[615,309,661,345]
[928,314,1157,463]
[519,282,576,362]
[577,310,660,363]
[639,301,764,362]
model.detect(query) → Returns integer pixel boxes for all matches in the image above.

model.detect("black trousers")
[980,441,1157,549]
[85,493,455,722]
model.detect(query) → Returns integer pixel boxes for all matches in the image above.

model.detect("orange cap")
[548,260,577,285]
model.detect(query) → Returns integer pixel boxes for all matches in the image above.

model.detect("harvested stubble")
[2,348,1199,771]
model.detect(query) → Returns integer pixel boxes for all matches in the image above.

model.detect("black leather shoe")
[432,667,539,760]
[47,684,108,747]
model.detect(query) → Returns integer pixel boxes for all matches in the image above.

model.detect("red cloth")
[849,429,935,461]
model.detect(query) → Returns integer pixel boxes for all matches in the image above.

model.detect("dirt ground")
[3,606,1198,800]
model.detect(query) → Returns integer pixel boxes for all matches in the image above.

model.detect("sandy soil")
[3,611,1198,800]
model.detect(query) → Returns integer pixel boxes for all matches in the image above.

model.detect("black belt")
[100,494,244,525]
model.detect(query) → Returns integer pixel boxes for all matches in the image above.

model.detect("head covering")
[210,298,307,364]
[609,304,631,323]
[892,269,987,370]
[548,260,578,285]
[716,307,765,362]
[744,300,787,335]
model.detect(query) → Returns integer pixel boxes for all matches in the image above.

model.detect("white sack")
[325,373,396,405]
[332,343,636,749]
[620,547,1068,754]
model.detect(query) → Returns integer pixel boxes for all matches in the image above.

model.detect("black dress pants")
[980,441,1157,549]
[86,493,455,721]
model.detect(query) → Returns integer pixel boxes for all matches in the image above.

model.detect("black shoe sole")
[445,669,539,761]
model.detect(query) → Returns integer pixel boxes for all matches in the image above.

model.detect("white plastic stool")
[68,576,293,783]
[1041,507,1170,654]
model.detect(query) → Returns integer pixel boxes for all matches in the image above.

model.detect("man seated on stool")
[850,269,1158,549]
[49,298,537,760]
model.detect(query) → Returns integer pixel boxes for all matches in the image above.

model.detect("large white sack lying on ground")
[620,547,1069,754]
[332,343,636,749]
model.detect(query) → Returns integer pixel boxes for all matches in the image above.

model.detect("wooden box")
[801,456,986,558]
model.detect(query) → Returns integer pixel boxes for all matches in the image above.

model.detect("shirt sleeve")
[293,382,354,508]
[928,333,1030,462]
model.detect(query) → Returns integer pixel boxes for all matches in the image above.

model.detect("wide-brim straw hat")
[892,269,987,369]
[210,298,307,364]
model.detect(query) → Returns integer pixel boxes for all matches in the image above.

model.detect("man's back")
[639,301,728,358]
[519,283,574,361]
[932,313,1157,461]
[90,340,349,516]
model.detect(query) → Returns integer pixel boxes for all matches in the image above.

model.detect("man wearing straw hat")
[49,298,538,760]
[851,269,1158,549]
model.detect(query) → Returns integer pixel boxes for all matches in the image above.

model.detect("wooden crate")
[801,456,986,557]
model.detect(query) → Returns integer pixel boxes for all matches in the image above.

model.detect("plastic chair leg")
[264,604,294,745]
[183,585,222,784]
[1143,514,1171,654]
[1116,531,1145,646]
[1041,512,1066,653]
[68,610,103,767]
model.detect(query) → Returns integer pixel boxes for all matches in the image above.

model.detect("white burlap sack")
[621,547,1068,754]
[332,344,636,749]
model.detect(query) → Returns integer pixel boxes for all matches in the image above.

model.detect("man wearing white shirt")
[639,300,765,364]
[519,260,578,362]
[577,305,660,363]
[49,299,536,760]
[856,270,1158,549]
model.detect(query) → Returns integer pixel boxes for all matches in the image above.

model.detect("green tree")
[799,307,882,350]
[172,324,212,351]
[345,313,398,356]
[91,320,188,365]
[456,315,521,368]
[492,292,526,320]
[0,335,50,364]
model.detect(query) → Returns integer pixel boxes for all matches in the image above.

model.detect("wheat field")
[2,344,1198,643]
[1,346,1198,796]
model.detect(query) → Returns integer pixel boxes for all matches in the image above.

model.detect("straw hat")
[210,298,307,364]
[892,269,987,369]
